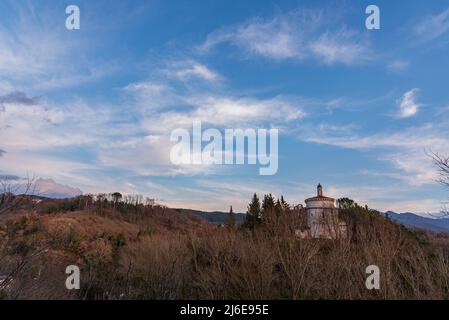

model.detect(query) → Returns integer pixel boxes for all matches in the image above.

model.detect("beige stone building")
[297,184,347,239]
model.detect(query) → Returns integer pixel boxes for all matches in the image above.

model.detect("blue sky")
[1,0,449,213]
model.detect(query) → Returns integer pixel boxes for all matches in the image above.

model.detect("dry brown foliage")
[0,196,449,300]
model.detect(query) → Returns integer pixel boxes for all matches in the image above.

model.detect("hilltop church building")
[297,184,347,239]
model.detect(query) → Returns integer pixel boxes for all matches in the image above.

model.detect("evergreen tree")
[275,198,282,215]
[226,205,236,229]
[259,194,275,224]
[244,193,261,229]
[280,195,290,212]
[262,194,275,212]
[336,197,355,209]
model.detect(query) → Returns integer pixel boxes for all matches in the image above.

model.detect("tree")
[244,193,261,229]
[280,195,290,212]
[431,152,449,215]
[111,192,122,203]
[111,192,122,210]
[275,198,282,215]
[431,152,449,188]
[262,194,275,213]
[337,197,355,209]
[145,197,156,206]
[0,175,36,215]
[96,193,107,215]
[226,205,236,229]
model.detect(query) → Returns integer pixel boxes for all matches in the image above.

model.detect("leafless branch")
[428,150,449,217]
[429,151,449,187]
[0,174,36,215]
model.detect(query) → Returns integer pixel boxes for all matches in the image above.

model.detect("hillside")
[1,195,449,300]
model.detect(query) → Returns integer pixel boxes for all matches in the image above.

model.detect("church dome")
[305,184,335,208]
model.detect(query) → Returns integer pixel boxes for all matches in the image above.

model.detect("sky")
[1,0,449,214]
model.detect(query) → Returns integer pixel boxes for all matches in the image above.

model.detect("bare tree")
[0,174,36,215]
[431,152,449,188]
[430,152,449,216]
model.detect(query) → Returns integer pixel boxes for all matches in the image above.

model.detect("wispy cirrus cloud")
[2,1,447,214]
[161,178,444,213]
[298,122,447,187]
[162,59,222,83]
[142,94,306,132]
[100,76,307,176]
[199,15,302,59]
[0,52,307,181]
[415,7,449,42]
[0,92,103,151]
[309,29,370,65]
[387,60,410,73]
[0,2,116,92]
[325,183,443,214]
[198,10,372,65]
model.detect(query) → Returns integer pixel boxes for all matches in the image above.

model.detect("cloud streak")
[415,7,449,42]
[163,60,221,83]
[198,10,372,65]
[0,2,116,93]
[298,122,447,187]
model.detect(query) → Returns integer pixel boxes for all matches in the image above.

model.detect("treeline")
[241,193,292,229]
[1,192,168,225]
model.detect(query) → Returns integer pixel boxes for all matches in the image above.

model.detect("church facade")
[297,184,347,239]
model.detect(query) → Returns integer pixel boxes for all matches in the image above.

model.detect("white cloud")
[137,94,305,143]
[415,8,449,42]
[123,82,176,111]
[198,10,372,65]
[0,3,114,92]
[0,80,14,94]
[325,183,443,214]
[163,60,221,82]
[387,60,410,73]
[1,48,307,181]
[224,17,299,59]
[99,85,306,177]
[435,104,449,116]
[397,88,420,118]
[198,17,299,59]
[123,77,306,133]
[34,178,83,198]
[161,179,311,212]
[309,30,369,65]
[180,95,305,126]
[0,93,117,152]
[0,151,95,186]
[298,123,447,186]
[161,178,444,214]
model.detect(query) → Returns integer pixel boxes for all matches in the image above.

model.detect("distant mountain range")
[386,211,449,234]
